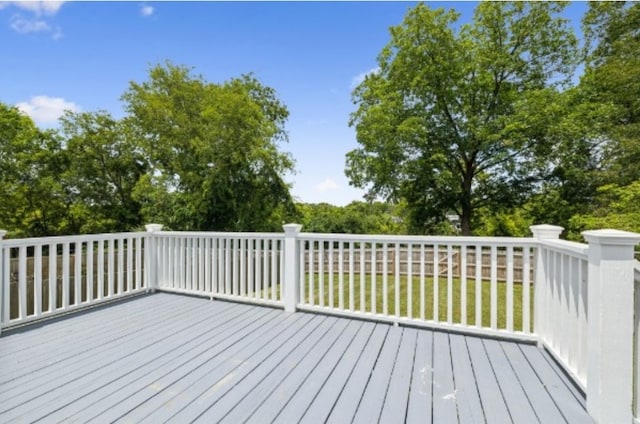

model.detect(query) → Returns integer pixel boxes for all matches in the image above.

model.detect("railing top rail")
[0,231,146,248]
[156,231,285,240]
[298,232,537,246]
[537,238,589,258]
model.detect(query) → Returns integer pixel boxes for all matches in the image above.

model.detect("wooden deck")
[0,293,591,423]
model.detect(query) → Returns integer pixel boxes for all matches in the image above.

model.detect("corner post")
[530,224,563,347]
[145,224,163,293]
[582,229,640,424]
[0,230,6,335]
[282,223,302,313]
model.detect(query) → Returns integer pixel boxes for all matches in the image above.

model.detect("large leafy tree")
[346,2,577,235]
[123,63,296,231]
[58,111,147,233]
[0,103,67,237]
[582,2,640,185]
[544,2,640,238]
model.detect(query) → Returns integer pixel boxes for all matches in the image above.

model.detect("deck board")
[269,320,364,423]
[0,293,592,423]
[406,329,434,423]
[484,338,539,423]
[39,303,268,422]
[432,332,459,423]
[300,321,376,424]
[174,314,323,423]
[449,333,485,423]
[379,328,417,423]
[351,325,402,423]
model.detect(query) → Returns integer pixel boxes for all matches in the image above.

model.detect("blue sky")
[0,1,588,206]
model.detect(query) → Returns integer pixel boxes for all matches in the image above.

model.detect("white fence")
[1,224,639,423]
[635,262,640,421]
[534,237,589,388]
[297,232,536,340]
[155,231,285,308]
[0,231,148,328]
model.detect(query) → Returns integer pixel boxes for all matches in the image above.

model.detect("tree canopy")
[347,2,578,235]
[0,63,297,236]
[2,3,640,239]
[123,63,296,231]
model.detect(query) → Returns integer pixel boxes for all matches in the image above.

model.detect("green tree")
[0,102,67,237]
[581,2,640,185]
[58,111,147,233]
[521,85,615,234]
[346,2,577,235]
[123,63,296,231]
[569,181,640,236]
[528,2,640,238]
[298,201,407,235]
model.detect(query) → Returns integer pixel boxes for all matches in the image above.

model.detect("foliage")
[0,63,296,236]
[541,2,640,239]
[581,2,640,185]
[474,207,533,237]
[298,201,407,235]
[58,111,147,233]
[568,181,640,238]
[0,104,68,237]
[346,2,578,235]
[123,63,296,231]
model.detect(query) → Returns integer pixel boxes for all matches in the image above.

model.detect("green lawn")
[300,273,532,332]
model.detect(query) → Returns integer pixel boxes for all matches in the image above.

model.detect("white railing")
[634,261,640,422]
[154,231,285,308]
[0,231,148,329]
[296,232,536,340]
[2,223,640,423]
[533,232,589,388]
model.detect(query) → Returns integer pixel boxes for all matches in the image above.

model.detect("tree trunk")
[460,161,475,236]
[460,205,472,236]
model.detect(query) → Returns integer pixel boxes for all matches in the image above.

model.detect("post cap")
[0,230,6,239]
[530,224,563,240]
[283,223,303,235]
[582,229,640,246]
[145,224,164,232]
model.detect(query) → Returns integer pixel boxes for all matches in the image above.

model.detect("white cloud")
[10,15,49,33]
[315,178,340,193]
[140,4,154,17]
[2,1,65,16]
[350,67,380,89]
[2,2,65,38]
[16,96,80,126]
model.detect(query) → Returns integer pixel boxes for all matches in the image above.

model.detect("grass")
[299,273,532,332]
[11,269,532,333]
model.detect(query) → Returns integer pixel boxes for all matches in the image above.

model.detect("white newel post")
[582,229,640,424]
[145,224,163,292]
[530,224,563,347]
[0,230,6,335]
[283,223,302,313]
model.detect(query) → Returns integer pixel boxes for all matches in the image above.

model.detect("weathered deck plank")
[0,293,591,423]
